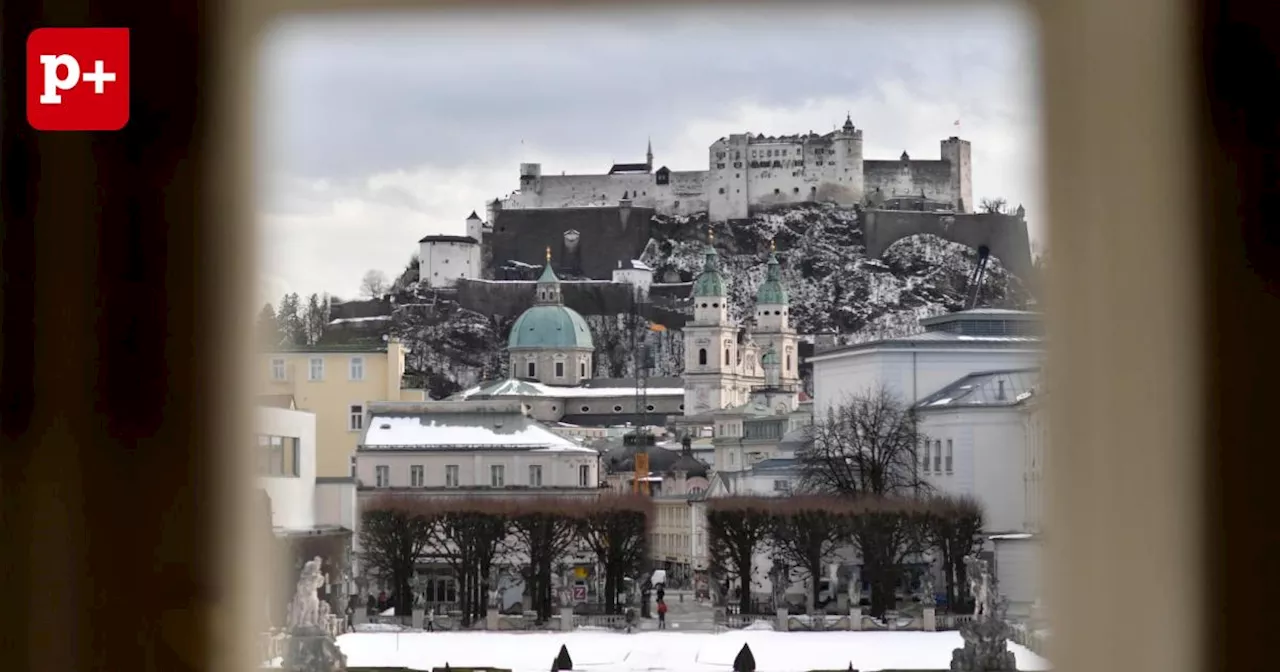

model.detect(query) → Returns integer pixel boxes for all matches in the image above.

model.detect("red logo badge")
[27,28,130,132]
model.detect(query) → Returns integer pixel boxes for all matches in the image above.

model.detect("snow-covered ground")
[334,630,1052,671]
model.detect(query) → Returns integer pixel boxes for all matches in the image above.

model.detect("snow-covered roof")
[453,378,685,400]
[990,533,1038,541]
[361,405,591,453]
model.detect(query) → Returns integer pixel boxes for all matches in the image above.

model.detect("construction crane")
[626,278,664,496]
[966,244,992,310]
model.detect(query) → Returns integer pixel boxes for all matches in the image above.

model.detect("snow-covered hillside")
[388,203,1033,398]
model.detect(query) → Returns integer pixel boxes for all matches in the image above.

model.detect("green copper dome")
[693,244,726,298]
[508,259,594,350]
[508,306,594,349]
[756,250,789,305]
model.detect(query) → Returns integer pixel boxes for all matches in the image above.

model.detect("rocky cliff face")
[384,203,1033,397]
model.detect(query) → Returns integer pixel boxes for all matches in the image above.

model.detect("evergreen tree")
[276,293,305,346]
[256,303,281,348]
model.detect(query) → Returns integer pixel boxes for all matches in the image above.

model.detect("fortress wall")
[489,206,656,280]
[523,173,657,209]
[454,278,637,318]
[863,159,956,205]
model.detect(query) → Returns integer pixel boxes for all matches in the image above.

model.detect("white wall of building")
[257,406,317,530]
[315,480,357,530]
[418,239,481,288]
[918,407,1030,534]
[356,450,599,490]
[810,346,1044,417]
[992,535,1042,615]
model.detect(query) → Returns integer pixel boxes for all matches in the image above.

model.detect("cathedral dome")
[508,305,594,350]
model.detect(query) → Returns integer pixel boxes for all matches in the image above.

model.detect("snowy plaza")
[327,629,1051,671]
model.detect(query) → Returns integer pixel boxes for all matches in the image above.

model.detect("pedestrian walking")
[426,607,435,632]
[657,598,668,629]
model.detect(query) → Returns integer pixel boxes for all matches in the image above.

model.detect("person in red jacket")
[656,598,668,629]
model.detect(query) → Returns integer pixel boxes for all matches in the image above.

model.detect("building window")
[555,362,565,378]
[579,464,590,487]
[946,439,954,473]
[512,363,519,377]
[308,357,324,381]
[270,358,286,381]
[580,405,590,413]
[922,441,931,472]
[698,349,707,365]
[410,465,424,487]
[490,465,505,487]
[724,348,730,364]
[349,356,365,380]
[529,464,543,486]
[613,405,623,412]
[349,405,363,432]
[445,465,459,488]
[934,440,943,472]
[527,361,536,378]
[375,465,390,488]
[718,187,725,194]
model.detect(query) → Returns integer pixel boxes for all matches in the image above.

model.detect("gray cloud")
[258,5,1032,180]
[255,4,1040,299]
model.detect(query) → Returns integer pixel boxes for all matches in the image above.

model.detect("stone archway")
[863,210,1034,281]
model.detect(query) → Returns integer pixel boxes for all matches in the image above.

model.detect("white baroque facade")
[503,118,973,221]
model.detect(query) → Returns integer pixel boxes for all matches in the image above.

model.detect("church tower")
[753,243,800,391]
[683,232,741,416]
[646,138,654,172]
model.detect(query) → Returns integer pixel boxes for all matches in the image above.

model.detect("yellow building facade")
[258,340,425,478]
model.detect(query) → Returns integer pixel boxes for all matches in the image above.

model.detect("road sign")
[572,584,587,602]
[573,566,588,579]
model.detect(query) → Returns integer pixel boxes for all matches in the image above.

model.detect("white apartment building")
[808,309,1044,418]
[353,400,601,496]
[915,368,1042,534]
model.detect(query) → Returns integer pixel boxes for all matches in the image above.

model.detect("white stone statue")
[286,556,327,630]
[966,556,993,621]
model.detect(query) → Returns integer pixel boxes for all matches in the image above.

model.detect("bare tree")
[847,496,931,617]
[796,386,930,498]
[979,197,1008,214]
[769,497,851,613]
[509,499,582,621]
[575,495,651,614]
[358,496,436,616]
[925,495,985,612]
[706,497,775,614]
[422,499,511,627]
[360,269,389,298]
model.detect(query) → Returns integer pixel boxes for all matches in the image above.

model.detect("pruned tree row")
[357,494,653,626]
[707,385,988,618]
[705,493,983,617]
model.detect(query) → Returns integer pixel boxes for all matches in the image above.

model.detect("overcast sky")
[255,3,1041,303]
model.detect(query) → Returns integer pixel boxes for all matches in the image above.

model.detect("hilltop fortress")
[499,115,973,221]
